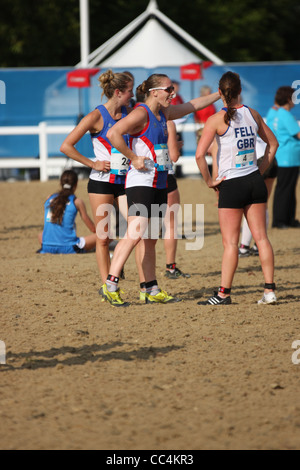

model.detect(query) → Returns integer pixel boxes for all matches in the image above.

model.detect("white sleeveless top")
[216,105,259,180]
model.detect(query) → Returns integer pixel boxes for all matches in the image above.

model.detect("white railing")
[0,122,75,181]
[0,121,206,181]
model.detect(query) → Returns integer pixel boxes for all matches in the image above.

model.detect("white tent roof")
[77,0,224,68]
[101,18,201,68]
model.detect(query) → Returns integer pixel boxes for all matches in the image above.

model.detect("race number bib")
[154,144,172,171]
[110,149,130,176]
[235,149,254,168]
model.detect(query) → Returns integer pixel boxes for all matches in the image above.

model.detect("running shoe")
[145,289,182,304]
[257,291,277,305]
[101,284,130,307]
[197,294,232,305]
[99,285,105,298]
[250,244,259,256]
[139,291,146,302]
[165,267,191,279]
[73,244,85,254]
[238,245,251,258]
[120,268,125,280]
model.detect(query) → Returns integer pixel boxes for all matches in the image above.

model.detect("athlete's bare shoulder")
[247,106,263,127]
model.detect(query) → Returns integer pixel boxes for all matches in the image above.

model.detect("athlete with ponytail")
[60,70,135,282]
[196,71,279,305]
[38,170,96,254]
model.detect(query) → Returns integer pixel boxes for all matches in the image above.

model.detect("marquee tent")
[76,0,224,69]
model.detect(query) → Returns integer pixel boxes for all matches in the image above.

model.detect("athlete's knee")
[144,238,157,248]
[222,238,239,250]
[96,236,110,248]
[253,233,268,245]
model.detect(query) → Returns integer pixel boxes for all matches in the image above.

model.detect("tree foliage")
[0,0,299,67]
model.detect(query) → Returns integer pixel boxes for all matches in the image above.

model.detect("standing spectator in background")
[164,120,190,279]
[194,85,217,143]
[266,86,300,228]
[171,80,184,106]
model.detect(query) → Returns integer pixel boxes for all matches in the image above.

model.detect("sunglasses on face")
[148,86,175,94]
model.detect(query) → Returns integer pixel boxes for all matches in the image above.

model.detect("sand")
[0,176,299,450]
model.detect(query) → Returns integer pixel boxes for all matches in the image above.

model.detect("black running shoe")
[165,267,191,279]
[120,268,125,280]
[73,244,85,254]
[99,285,104,298]
[238,245,251,258]
[250,244,259,256]
[197,294,232,305]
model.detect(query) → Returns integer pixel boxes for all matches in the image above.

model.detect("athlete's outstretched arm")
[165,92,220,121]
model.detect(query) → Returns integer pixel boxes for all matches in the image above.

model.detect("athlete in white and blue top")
[216,105,259,180]
[196,71,278,307]
[60,70,134,284]
[90,104,130,185]
[126,103,169,190]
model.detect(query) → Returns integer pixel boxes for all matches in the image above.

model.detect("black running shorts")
[257,157,278,180]
[167,174,178,194]
[218,170,268,209]
[87,179,125,198]
[126,186,168,219]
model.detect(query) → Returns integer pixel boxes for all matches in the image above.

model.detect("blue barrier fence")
[0,62,300,159]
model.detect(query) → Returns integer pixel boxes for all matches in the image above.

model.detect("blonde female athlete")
[60,70,134,285]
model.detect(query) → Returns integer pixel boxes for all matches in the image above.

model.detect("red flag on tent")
[202,61,213,69]
[67,68,100,88]
[180,63,202,81]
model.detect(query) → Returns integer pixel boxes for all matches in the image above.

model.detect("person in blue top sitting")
[266,86,300,228]
[38,170,96,254]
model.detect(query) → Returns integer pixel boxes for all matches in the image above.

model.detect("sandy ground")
[0,176,299,450]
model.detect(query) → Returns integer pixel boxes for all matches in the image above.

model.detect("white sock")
[145,283,160,296]
[106,275,119,292]
[240,216,252,247]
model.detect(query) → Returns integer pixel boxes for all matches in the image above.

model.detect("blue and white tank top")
[89,104,130,185]
[126,104,170,189]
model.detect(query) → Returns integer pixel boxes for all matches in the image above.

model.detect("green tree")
[0,0,299,67]
[0,0,80,66]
